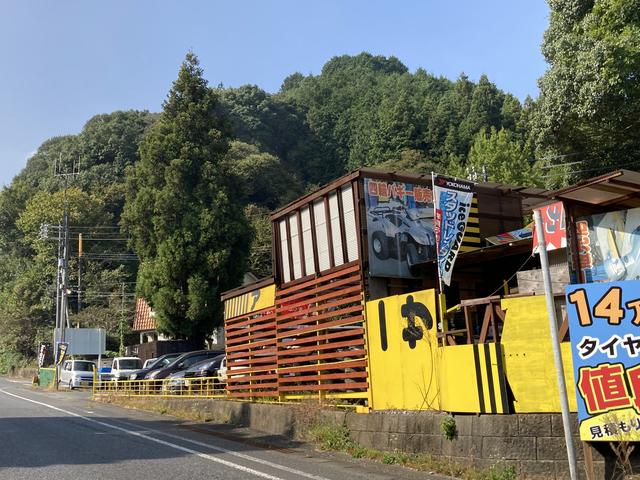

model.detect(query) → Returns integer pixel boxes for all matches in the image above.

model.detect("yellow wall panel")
[439,343,509,413]
[366,289,440,410]
[500,295,576,413]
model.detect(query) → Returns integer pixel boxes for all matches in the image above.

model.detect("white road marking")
[103,417,332,480]
[0,389,285,480]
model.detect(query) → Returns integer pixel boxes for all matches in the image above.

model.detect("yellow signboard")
[366,289,440,410]
[224,284,275,320]
[439,343,509,414]
[366,289,510,413]
[500,295,576,413]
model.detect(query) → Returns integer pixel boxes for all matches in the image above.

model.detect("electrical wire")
[541,159,640,179]
[485,253,536,299]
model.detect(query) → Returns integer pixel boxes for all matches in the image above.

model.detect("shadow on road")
[0,415,302,469]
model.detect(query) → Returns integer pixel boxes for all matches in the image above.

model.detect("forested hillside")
[1,0,638,367]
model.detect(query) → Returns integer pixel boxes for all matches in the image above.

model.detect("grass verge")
[308,423,517,480]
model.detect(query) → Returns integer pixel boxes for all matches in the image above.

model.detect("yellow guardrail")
[93,376,227,398]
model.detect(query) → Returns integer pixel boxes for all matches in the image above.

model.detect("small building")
[221,168,548,407]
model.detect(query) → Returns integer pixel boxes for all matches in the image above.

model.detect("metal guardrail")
[91,374,369,406]
[93,376,227,398]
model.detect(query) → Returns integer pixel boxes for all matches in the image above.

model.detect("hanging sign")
[433,174,475,286]
[532,201,566,254]
[55,342,69,366]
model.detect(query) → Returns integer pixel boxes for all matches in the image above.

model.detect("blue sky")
[0,1,549,187]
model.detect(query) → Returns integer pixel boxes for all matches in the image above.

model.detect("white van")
[111,357,142,380]
[59,360,96,389]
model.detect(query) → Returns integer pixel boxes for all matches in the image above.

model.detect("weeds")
[477,463,517,480]
[309,424,354,450]
[441,415,457,440]
[306,422,516,479]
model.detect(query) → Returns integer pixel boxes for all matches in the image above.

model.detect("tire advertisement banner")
[575,207,640,283]
[433,174,475,287]
[566,280,640,441]
[364,178,436,278]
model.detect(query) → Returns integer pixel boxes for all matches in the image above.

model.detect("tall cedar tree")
[123,53,249,343]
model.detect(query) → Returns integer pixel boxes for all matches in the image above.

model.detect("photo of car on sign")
[365,178,436,278]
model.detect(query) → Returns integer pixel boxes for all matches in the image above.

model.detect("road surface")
[0,377,441,480]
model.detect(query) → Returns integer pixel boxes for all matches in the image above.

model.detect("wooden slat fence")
[225,262,368,399]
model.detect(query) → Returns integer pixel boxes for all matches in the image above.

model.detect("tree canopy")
[534,0,640,184]
[122,53,249,342]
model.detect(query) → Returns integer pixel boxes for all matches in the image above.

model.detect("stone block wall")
[343,411,612,479]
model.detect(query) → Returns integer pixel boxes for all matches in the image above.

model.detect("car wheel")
[371,231,390,260]
[406,243,418,268]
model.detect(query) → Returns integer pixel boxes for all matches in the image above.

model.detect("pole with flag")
[432,173,475,290]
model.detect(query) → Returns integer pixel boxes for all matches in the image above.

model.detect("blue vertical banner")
[432,174,475,287]
[566,280,640,441]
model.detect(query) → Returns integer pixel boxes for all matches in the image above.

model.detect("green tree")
[534,0,640,182]
[451,127,540,186]
[122,53,249,343]
[459,74,503,146]
[227,141,303,209]
[244,204,273,278]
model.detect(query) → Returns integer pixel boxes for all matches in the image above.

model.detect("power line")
[541,160,640,179]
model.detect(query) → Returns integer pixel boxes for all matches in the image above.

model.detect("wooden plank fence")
[225,262,368,399]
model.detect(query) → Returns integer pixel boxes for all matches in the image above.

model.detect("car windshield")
[155,358,172,368]
[118,359,141,369]
[73,362,94,372]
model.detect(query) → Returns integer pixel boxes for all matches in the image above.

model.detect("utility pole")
[53,154,80,388]
[120,282,126,356]
[77,233,83,312]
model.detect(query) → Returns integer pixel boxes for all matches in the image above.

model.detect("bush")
[0,350,30,374]
[308,424,354,451]
[441,415,457,440]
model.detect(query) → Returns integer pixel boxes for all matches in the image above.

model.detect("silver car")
[59,360,95,389]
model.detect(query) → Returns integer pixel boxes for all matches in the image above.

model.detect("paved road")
[0,377,442,480]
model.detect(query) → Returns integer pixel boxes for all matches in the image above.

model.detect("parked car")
[128,353,183,380]
[59,360,95,390]
[217,356,228,383]
[165,355,226,394]
[367,204,436,267]
[183,354,225,379]
[145,350,224,380]
[164,370,189,394]
[110,357,142,380]
[143,358,157,369]
[98,366,113,381]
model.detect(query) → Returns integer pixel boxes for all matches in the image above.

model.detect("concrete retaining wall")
[106,397,621,479]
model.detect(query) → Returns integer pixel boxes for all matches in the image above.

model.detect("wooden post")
[582,441,595,480]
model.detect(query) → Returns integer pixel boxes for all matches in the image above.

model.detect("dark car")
[128,352,183,380]
[183,354,225,378]
[164,355,226,394]
[145,350,224,380]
